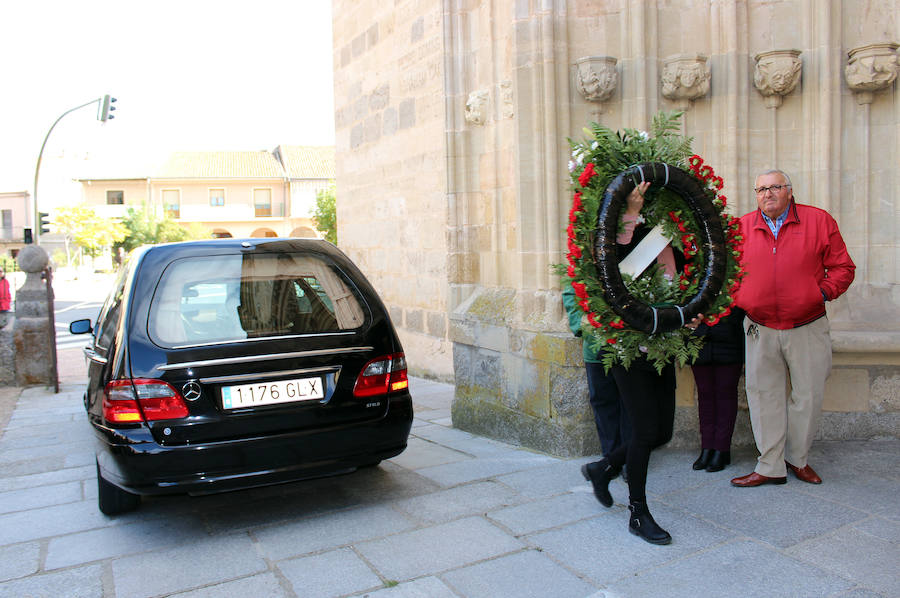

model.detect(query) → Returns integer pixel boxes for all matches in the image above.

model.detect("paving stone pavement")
[0,376,897,598]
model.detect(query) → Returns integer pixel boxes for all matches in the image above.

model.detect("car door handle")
[83,346,108,365]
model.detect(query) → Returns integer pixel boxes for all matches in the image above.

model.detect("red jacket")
[735,201,855,330]
[0,277,10,312]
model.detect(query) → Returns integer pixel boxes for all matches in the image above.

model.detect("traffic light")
[23,228,32,244]
[39,212,50,235]
[99,94,117,122]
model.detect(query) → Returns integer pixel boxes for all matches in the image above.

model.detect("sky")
[0,0,335,203]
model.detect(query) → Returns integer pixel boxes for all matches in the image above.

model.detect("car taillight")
[353,353,409,398]
[103,379,189,424]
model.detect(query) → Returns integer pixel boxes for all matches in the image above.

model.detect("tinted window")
[95,263,131,350]
[148,252,366,346]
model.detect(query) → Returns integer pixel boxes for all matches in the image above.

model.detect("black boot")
[581,460,619,508]
[692,449,713,471]
[705,450,731,472]
[628,500,672,545]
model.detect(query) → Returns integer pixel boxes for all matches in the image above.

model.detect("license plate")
[221,377,324,410]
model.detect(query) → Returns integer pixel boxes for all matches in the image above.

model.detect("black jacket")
[693,307,746,365]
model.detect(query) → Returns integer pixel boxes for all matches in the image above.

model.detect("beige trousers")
[743,316,832,477]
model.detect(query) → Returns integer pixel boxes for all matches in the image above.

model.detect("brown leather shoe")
[786,462,822,484]
[730,472,787,487]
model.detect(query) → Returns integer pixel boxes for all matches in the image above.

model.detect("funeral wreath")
[559,111,744,372]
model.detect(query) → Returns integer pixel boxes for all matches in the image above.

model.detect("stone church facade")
[332,0,899,456]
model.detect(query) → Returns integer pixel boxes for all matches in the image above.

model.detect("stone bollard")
[14,245,57,387]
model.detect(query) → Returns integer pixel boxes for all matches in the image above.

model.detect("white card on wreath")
[618,223,669,279]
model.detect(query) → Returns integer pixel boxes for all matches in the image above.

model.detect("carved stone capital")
[754,49,802,108]
[464,89,489,125]
[845,42,900,105]
[573,56,618,105]
[661,54,710,110]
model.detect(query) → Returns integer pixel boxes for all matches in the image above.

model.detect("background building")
[332,0,899,455]
[76,145,334,241]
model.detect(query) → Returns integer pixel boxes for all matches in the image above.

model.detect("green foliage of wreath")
[557,111,745,373]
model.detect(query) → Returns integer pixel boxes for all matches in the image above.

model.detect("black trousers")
[585,361,631,456]
[607,356,676,503]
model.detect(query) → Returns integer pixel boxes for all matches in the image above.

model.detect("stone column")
[14,246,57,387]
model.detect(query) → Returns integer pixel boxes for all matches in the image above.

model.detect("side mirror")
[69,319,93,335]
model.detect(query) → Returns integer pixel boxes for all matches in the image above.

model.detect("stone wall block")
[547,363,590,421]
[406,309,424,333]
[364,113,382,144]
[351,32,366,58]
[14,317,52,386]
[369,84,390,111]
[0,318,15,385]
[871,371,900,413]
[399,99,416,129]
[383,107,399,136]
[426,312,447,337]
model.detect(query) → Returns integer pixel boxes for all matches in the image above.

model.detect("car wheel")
[96,461,140,515]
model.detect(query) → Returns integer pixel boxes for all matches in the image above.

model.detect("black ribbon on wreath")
[593,162,728,334]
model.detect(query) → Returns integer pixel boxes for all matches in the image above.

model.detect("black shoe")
[705,450,731,472]
[581,460,619,508]
[692,449,714,471]
[628,500,672,545]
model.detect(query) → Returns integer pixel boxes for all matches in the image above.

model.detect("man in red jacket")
[731,170,855,488]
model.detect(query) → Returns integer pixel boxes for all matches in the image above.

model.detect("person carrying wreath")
[730,170,854,487]
[563,285,631,471]
[581,181,700,546]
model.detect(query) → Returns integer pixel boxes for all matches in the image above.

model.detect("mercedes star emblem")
[182,381,202,401]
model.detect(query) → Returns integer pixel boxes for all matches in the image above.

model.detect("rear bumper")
[93,394,413,496]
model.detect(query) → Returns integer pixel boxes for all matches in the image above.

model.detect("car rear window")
[148,252,366,346]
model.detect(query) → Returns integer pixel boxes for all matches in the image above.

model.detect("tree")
[75,218,128,261]
[116,205,210,254]
[54,205,127,267]
[313,181,337,245]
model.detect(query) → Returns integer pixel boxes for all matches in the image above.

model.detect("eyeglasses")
[754,184,790,195]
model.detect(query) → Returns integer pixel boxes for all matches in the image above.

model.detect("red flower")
[688,155,703,169]
[609,319,625,329]
[578,162,596,187]
[587,312,603,328]
[579,298,590,311]
[721,306,732,317]
[677,221,687,232]
[568,240,582,259]
[681,234,694,246]
[679,281,688,291]
[567,264,576,278]
[572,191,583,211]
[699,165,715,180]
[683,263,693,276]
[711,176,724,190]
[606,338,617,344]
[572,281,588,299]
[706,314,721,326]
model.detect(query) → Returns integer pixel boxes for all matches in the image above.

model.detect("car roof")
[136,238,342,259]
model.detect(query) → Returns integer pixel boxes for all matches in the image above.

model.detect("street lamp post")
[32,95,115,244]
